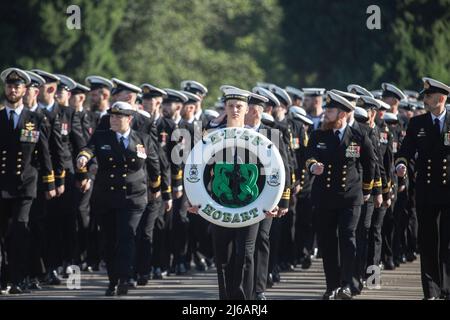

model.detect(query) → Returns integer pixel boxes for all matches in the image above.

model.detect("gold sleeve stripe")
[363,180,374,190]
[78,151,92,161]
[42,171,55,183]
[150,176,161,188]
[305,158,318,169]
[281,188,291,200]
[374,179,382,187]
[172,169,183,180]
[77,167,88,173]
[55,170,66,179]
[395,157,408,167]
[163,186,172,193]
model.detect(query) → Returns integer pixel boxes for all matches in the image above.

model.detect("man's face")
[4,83,26,104]
[110,114,132,133]
[382,96,398,108]
[225,99,248,121]
[182,103,196,119]
[310,96,323,110]
[69,93,85,108]
[273,104,287,118]
[143,97,162,115]
[38,83,56,103]
[55,88,71,106]
[112,90,135,105]
[378,109,386,119]
[322,107,345,130]
[293,98,303,107]
[89,88,102,107]
[245,104,261,123]
[423,93,445,114]
[24,87,39,106]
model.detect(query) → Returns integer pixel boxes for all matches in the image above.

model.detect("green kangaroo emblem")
[212,163,259,208]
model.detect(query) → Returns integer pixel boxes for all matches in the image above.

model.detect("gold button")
[1,164,5,167]
[326,184,331,188]
[327,171,332,175]
[301,175,305,179]
[428,159,432,163]
[2,157,6,161]
[110,174,115,178]
[443,173,447,177]
[1,171,5,174]
[110,187,115,190]
[302,169,306,173]
[427,166,431,170]
[341,184,346,188]
[17,159,22,162]
[342,178,346,181]
[122,174,127,178]
[327,178,331,181]
[16,171,21,175]
[124,164,128,168]
[122,186,127,190]
[443,166,447,170]
[109,157,113,161]
[131,159,136,162]
[328,165,332,168]
[342,171,347,175]
[301,182,304,185]
[427,173,431,177]
[2,151,6,154]
[343,165,347,169]
[113,165,117,168]
[18,152,22,155]
[17,165,21,168]
[444,159,448,163]
[427,180,431,184]
[443,180,447,184]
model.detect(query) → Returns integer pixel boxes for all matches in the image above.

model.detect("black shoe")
[9,285,24,294]
[336,287,353,300]
[195,259,208,272]
[176,263,187,275]
[256,292,267,300]
[137,275,149,286]
[127,278,137,289]
[301,256,312,270]
[28,278,42,290]
[384,260,396,270]
[406,252,417,262]
[117,283,128,296]
[105,284,116,296]
[272,271,280,283]
[205,258,215,268]
[322,289,336,300]
[153,268,163,280]
[46,270,62,285]
[266,273,273,288]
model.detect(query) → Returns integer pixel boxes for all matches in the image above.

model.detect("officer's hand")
[264,206,279,218]
[311,163,324,176]
[165,200,173,212]
[56,185,65,196]
[173,190,183,199]
[80,179,91,193]
[396,164,407,177]
[45,189,56,200]
[363,194,371,202]
[374,194,383,208]
[293,184,301,195]
[277,207,288,217]
[383,199,392,208]
[77,156,88,170]
[398,185,406,193]
[187,205,200,214]
[150,191,161,200]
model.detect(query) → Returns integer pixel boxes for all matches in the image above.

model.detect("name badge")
[100,145,111,150]
[417,128,426,138]
[316,143,327,150]
[345,143,361,158]
[380,132,388,144]
[136,144,147,159]
[20,129,40,143]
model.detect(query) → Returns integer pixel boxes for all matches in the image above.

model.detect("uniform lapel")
[109,129,125,160]
[127,130,137,155]
[16,108,29,132]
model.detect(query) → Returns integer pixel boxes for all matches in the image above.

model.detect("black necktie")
[335,130,341,143]
[9,110,15,131]
[434,118,441,136]
[119,136,127,151]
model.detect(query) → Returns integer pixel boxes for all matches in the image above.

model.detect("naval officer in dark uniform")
[395,77,450,300]
[306,91,376,299]
[76,101,161,296]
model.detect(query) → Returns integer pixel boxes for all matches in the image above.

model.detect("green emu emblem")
[212,163,260,208]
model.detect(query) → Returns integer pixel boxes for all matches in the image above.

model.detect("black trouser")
[99,204,145,286]
[187,212,213,267]
[268,216,282,276]
[74,184,92,265]
[212,223,259,300]
[253,217,273,296]
[135,197,162,276]
[381,205,395,265]
[406,205,418,255]
[168,195,189,267]
[45,171,77,270]
[367,205,387,267]
[317,205,361,291]
[279,201,296,266]
[28,185,48,278]
[392,189,408,262]
[416,204,450,299]
[295,193,314,260]
[354,197,375,286]
[0,197,33,285]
